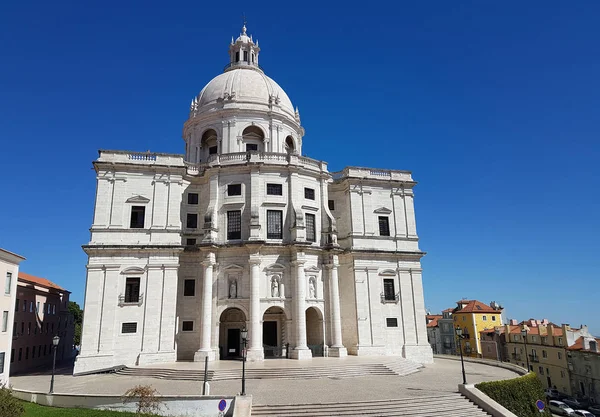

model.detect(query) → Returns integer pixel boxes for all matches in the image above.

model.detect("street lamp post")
[49,335,60,394]
[455,327,467,384]
[240,328,248,396]
[521,327,530,371]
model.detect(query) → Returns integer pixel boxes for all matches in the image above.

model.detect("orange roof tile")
[567,336,600,352]
[18,272,66,292]
[442,308,454,313]
[426,315,442,328]
[454,300,502,314]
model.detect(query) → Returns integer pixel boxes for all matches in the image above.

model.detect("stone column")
[195,253,216,361]
[247,254,264,361]
[326,255,347,357]
[291,254,311,359]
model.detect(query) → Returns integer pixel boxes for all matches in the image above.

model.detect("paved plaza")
[11,357,519,406]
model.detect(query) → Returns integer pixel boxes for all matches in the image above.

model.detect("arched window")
[201,129,218,159]
[285,136,296,154]
[242,126,264,152]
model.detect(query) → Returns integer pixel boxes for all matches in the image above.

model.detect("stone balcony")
[97,150,185,167]
[331,166,414,182]
[184,152,328,176]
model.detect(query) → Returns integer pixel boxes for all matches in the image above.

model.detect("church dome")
[195,69,295,116]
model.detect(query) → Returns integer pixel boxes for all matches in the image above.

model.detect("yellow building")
[452,300,503,358]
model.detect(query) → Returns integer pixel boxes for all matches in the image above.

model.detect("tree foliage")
[0,385,25,417]
[69,301,83,345]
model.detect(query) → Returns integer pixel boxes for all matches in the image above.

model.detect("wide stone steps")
[114,359,422,381]
[251,393,492,417]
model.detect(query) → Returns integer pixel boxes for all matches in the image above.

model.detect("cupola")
[226,25,261,72]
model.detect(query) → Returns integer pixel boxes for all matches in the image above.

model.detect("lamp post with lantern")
[455,327,467,384]
[49,335,60,394]
[240,328,248,396]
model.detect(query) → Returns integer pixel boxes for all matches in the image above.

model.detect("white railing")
[128,153,157,161]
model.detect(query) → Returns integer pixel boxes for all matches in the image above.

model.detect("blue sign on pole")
[536,400,545,412]
[218,399,227,411]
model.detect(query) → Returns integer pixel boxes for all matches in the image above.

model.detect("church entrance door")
[219,307,246,360]
[306,307,324,357]
[263,321,277,357]
[262,306,288,358]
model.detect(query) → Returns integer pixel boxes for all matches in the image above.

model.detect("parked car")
[574,411,595,417]
[546,388,562,399]
[564,398,589,410]
[587,405,600,417]
[549,400,575,416]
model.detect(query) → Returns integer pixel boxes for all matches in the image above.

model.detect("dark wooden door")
[227,328,240,358]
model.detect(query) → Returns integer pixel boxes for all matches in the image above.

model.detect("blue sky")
[1,1,598,335]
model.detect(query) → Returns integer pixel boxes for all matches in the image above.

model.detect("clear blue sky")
[1,1,598,335]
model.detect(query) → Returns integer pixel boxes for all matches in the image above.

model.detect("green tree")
[69,301,83,345]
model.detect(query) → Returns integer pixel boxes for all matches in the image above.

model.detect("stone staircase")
[251,393,492,416]
[114,358,422,381]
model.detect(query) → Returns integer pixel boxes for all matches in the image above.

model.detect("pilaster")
[195,253,216,361]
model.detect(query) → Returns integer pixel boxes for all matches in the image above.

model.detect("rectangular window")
[483,316,487,321]
[386,318,398,327]
[18,348,22,361]
[0,352,4,371]
[1,312,7,332]
[4,272,11,294]
[228,184,242,196]
[378,216,390,236]
[121,322,137,334]
[22,300,26,312]
[227,210,242,240]
[15,299,19,312]
[124,278,141,303]
[186,238,196,246]
[306,213,316,242]
[28,322,31,335]
[187,193,199,205]
[209,146,218,155]
[246,143,258,151]
[183,279,196,297]
[492,316,496,321]
[52,304,55,315]
[328,200,335,210]
[558,352,562,360]
[558,337,563,345]
[304,188,315,200]
[182,321,194,331]
[383,279,395,301]
[539,366,544,375]
[267,210,283,239]
[266,183,282,196]
[130,206,145,228]
[29,301,34,313]
[36,302,39,312]
[243,51,248,62]
[186,213,198,229]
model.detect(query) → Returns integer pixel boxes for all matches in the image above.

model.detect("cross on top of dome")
[226,22,261,73]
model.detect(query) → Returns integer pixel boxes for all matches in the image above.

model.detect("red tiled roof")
[18,272,66,291]
[454,300,502,314]
[567,336,600,352]
[505,324,563,337]
[442,308,454,313]
[426,315,442,328]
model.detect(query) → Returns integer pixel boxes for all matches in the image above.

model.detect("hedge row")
[475,372,552,417]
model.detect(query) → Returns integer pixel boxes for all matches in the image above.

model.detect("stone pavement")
[10,357,518,406]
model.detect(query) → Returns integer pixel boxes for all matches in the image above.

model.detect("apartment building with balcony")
[426,314,442,354]
[503,319,594,396]
[567,335,600,404]
[0,248,25,385]
[9,272,74,375]
[452,300,503,358]
[438,308,457,355]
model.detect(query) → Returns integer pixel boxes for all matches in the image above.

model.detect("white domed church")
[74,25,432,375]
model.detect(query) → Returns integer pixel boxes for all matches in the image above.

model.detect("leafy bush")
[476,373,552,417]
[0,384,25,417]
[122,385,163,415]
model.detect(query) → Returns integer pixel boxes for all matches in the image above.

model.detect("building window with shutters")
[121,323,137,334]
[266,183,282,196]
[183,279,195,297]
[124,278,140,303]
[381,279,398,303]
[267,210,283,239]
[386,318,398,327]
[378,216,390,236]
[306,213,316,242]
[187,193,199,205]
[304,188,315,200]
[130,206,145,228]
[227,210,242,240]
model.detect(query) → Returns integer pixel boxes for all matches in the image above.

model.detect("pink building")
[9,272,74,375]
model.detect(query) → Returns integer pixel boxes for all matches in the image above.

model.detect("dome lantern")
[226,24,261,72]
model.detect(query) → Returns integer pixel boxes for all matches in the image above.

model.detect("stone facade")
[0,248,25,385]
[74,25,432,375]
[568,336,600,404]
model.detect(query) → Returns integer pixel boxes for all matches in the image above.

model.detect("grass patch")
[22,401,147,416]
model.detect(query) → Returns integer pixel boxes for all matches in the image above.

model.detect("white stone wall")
[0,250,24,385]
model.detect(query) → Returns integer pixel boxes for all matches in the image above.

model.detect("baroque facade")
[74,25,432,374]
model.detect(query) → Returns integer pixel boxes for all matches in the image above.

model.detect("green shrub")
[0,384,25,417]
[476,373,552,417]
[121,385,163,415]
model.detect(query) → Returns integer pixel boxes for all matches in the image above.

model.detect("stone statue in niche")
[309,277,316,299]
[229,280,237,298]
[271,276,280,298]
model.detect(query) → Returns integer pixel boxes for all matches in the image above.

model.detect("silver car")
[574,411,595,417]
[549,400,575,416]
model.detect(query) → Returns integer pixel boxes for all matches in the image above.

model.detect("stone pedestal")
[290,347,312,360]
[327,346,347,358]
[403,344,434,364]
[194,349,217,362]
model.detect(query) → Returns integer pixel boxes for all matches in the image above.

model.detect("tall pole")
[49,344,57,394]
[241,337,247,395]
[458,338,467,384]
